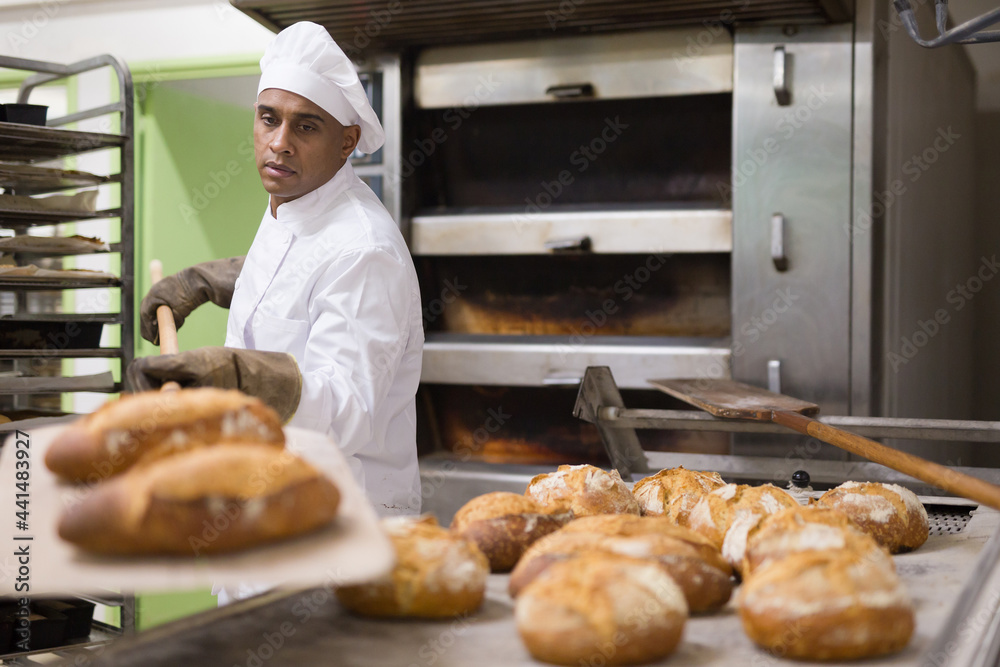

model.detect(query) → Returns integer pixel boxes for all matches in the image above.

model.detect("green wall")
[135,80,265,358]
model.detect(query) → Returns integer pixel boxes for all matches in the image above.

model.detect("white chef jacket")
[225,160,423,516]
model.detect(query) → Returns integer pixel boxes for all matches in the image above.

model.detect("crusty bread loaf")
[632,466,726,523]
[741,505,888,577]
[687,483,799,570]
[525,464,639,517]
[509,522,732,612]
[738,550,914,660]
[336,515,489,618]
[516,553,688,666]
[450,492,572,572]
[45,388,285,483]
[57,442,339,555]
[817,481,929,553]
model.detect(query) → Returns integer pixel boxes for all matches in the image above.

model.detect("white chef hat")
[258,21,385,155]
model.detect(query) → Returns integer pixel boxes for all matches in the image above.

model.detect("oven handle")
[544,235,592,252]
[545,83,595,99]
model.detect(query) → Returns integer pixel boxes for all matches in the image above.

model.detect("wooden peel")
[149,260,181,392]
[650,378,1000,511]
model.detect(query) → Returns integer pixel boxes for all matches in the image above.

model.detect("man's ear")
[342,125,361,158]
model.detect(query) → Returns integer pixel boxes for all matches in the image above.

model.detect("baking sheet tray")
[0,424,393,596]
[50,507,1000,667]
[0,164,112,194]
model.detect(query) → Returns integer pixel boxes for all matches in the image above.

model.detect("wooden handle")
[773,409,1000,511]
[149,260,180,393]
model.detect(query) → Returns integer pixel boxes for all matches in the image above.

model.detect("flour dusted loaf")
[741,505,888,577]
[336,515,489,618]
[45,388,285,482]
[516,552,688,666]
[450,492,571,571]
[57,442,339,555]
[525,464,639,517]
[632,467,725,523]
[817,481,929,553]
[687,483,799,570]
[509,515,732,612]
[738,550,914,660]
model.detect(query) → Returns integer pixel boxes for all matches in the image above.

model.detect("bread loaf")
[450,492,571,572]
[741,505,888,577]
[336,515,489,618]
[525,464,639,517]
[687,483,799,571]
[45,388,285,483]
[632,467,725,523]
[509,519,732,612]
[516,553,688,666]
[738,550,914,660]
[817,481,929,553]
[57,442,339,555]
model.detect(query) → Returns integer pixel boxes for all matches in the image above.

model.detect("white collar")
[267,160,356,236]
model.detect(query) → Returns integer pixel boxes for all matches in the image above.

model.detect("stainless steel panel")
[415,29,732,109]
[410,208,732,255]
[421,335,730,389]
[731,26,854,419]
[232,0,850,55]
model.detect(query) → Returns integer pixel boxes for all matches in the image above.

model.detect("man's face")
[254,88,361,213]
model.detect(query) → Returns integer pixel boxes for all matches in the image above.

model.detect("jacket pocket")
[251,315,309,361]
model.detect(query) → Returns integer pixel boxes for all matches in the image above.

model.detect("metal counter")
[53,508,1000,667]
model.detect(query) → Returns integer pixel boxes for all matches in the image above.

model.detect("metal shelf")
[0,278,121,289]
[0,349,122,359]
[0,207,121,226]
[0,163,114,194]
[0,619,121,662]
[0,122,125,163]
[0,371,116,394]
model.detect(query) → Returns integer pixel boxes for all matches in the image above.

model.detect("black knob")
[791,470,811,488]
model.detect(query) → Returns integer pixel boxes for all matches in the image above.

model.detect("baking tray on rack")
[0,164,114,194]
[0,122,125,163]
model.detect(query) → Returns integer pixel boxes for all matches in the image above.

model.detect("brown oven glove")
[139,256,246,345]
[125,347,302,423]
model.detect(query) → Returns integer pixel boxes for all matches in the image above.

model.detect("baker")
[127,21,423,518]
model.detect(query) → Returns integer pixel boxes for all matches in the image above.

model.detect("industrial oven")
[83,0,1000,665]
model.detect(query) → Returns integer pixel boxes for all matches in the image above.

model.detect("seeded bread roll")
[738,550,914,660]
[632,467,726,523]
[57,442,339,555]
[525,464,639,517]
[450,492,572,572]
[741,505,889,577]
[817,481,929,553]
[509,522,732,612]
[516,553,688,666]
[45,388,285,483]
[336,515,489,618]
[687,483,799,571]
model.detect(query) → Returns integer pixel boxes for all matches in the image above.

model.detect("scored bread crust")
[632,467,726,524]
[450,492,572,572]
[817,481,929,553]
[508,527,732,612]
[45,388,285,483]
[738,550,914,660]
[687,483,799,570]
[516,553,687,666]
[525,464,639,517]
[57,443,339,555]
[336,516,489,618]
[742,505,889,577]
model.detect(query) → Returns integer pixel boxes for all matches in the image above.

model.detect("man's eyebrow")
[256,104,326,124]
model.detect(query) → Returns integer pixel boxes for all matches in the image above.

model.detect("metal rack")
[0,54,135,414]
